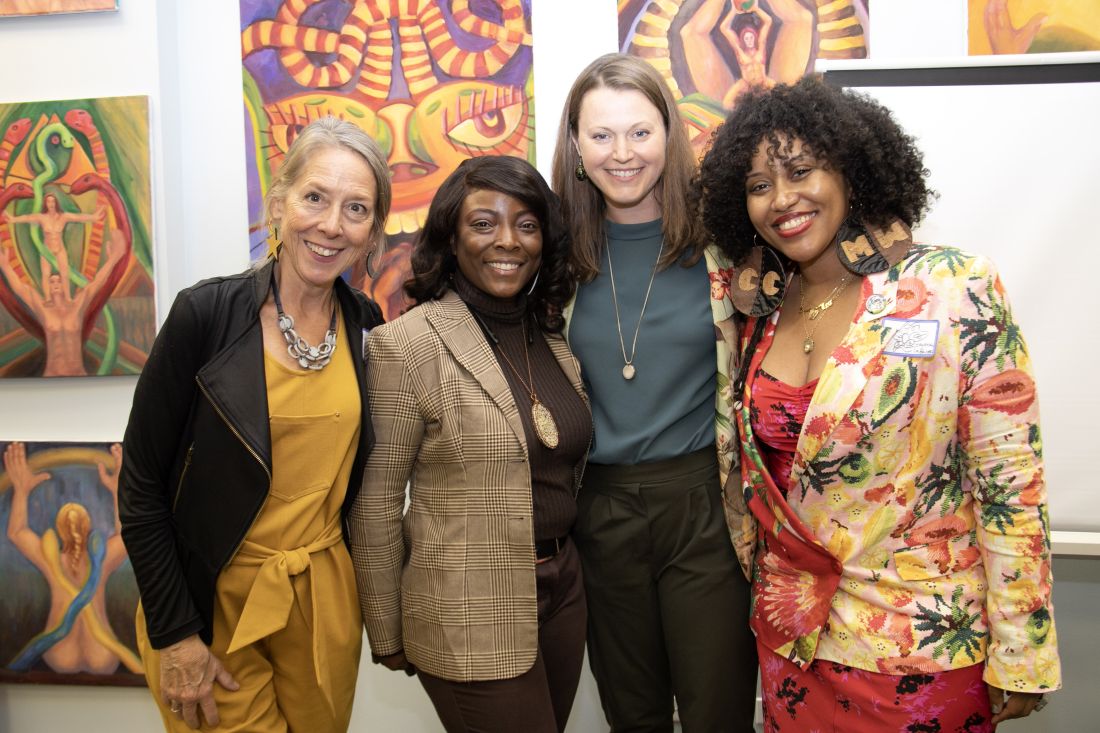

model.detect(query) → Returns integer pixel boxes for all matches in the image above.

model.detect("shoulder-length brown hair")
[551,53,705,282]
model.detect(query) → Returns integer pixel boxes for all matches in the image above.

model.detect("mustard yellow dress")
[137,320,363,732]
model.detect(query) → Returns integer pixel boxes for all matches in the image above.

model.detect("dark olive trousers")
[575,447,758,733]
[417,538,587,733]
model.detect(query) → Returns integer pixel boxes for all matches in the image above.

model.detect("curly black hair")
[404,155,575,333]
[694,76,933,266]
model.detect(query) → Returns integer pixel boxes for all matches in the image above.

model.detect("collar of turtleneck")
[452,269,528,324]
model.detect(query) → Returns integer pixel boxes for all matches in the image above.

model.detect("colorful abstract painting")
[969,0,1100,55]
[0,440,144,686]
[240,0,535,320]
[619,0,869,157]
[0,95,154,378]
[0,0,118,18]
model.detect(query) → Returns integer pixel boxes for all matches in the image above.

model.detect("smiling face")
[575,86,667,224]
[746,135,850,270]
[453,188,542,300]
[270,145,378,295]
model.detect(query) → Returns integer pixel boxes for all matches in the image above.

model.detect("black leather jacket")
[118,259,383,649]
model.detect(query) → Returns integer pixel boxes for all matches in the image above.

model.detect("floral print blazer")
[735,243,1060,694]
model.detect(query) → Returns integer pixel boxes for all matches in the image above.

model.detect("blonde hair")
[551,53,705,282]
[55,502,91,561]
[263,117,392,255]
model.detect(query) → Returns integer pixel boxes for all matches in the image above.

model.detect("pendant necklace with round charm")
[606,236,663,380]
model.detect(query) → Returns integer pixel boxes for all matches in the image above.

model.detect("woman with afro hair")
[695,76,1060,731]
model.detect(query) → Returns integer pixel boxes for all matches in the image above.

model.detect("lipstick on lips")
[772,211,815,238]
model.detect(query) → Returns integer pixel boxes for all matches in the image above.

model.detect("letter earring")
[730,234,785,317]
[575,159,587,181]
[833,216,913,276]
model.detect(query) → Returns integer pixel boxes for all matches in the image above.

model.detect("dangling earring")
[729,235,786,317]
[366,240,385,279]
[526,269,541,296]
[575,159,587,181]
[270,224,282,259]
[833,203,913,276]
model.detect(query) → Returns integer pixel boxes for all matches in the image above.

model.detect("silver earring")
[526,270,540,295]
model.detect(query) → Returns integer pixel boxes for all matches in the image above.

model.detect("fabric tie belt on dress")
[226,517,344,713]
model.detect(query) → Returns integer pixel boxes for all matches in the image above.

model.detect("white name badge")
[884,318,939,358]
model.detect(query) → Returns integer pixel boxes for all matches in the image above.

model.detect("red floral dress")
[747,364,993,733]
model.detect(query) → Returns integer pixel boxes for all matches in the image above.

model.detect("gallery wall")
[0,2,1095,732]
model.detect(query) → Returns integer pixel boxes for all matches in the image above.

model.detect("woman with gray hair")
[118,117,390,732]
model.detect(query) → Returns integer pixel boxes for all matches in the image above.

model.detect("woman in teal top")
[551,53,757,732]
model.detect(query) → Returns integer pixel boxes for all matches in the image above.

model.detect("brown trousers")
[417,537,587,733]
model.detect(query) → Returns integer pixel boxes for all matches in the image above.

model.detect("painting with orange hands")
[0,0,117,17]
[969,0,1100,55]
[618,0,869,157]
[0,95,155,378]
[0,441,144,686]
[240,0,535,321]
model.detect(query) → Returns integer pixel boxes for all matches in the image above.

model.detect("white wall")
[0,2,1094,731]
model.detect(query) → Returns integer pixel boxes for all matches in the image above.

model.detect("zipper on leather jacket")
[173,444,194,511]
[196,380,272,563]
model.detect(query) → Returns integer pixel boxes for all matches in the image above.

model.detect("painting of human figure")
[0,0,118,18]
[240,0,535,321]
[618,0,869,157]
[0,440,144,686]
[0,94,155,378]
[969,0,1100,54]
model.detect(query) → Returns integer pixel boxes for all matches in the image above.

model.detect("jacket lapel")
[790,271,901,485]
[425,291,528,452]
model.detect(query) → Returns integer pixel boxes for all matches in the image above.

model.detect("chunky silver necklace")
[271,269,337,370]
[606,236,663,380]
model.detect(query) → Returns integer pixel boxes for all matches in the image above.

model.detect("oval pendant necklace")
[472,311,559,450]
[606,236,663,380]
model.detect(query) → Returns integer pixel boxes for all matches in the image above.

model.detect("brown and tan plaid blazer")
[349,290,587,682]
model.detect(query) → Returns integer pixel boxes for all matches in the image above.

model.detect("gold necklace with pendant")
[606,236,663,380]
[797,273,851,354]
[473,311,559,450]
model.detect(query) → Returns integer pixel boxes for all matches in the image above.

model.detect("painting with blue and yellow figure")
[240,0,535,321]
[969,0,1100,55]
[618,0,869,158]
[0,95,155,378]
[0,441,144,686]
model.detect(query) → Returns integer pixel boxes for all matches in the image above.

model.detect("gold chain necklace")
[606,236,663,380]
[472,312,559,449]
[798,274,851,354]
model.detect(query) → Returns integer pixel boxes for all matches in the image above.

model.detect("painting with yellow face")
[969,0,1100,55]
[617,0,869,158]
[240,0,535,321]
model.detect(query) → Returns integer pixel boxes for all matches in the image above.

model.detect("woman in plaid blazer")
[350,156,592,732]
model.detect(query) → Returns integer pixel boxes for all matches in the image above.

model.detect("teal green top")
[569,219,716,465]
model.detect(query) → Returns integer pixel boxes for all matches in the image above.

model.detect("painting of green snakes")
[0,94,154,378]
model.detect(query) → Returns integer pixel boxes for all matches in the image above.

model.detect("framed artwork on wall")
[240,0,535,321]
[0,94,155,378]
[969,0,1100,55]
[618,0,870,157]
[0,1,118,18]
[0,440,144,687]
